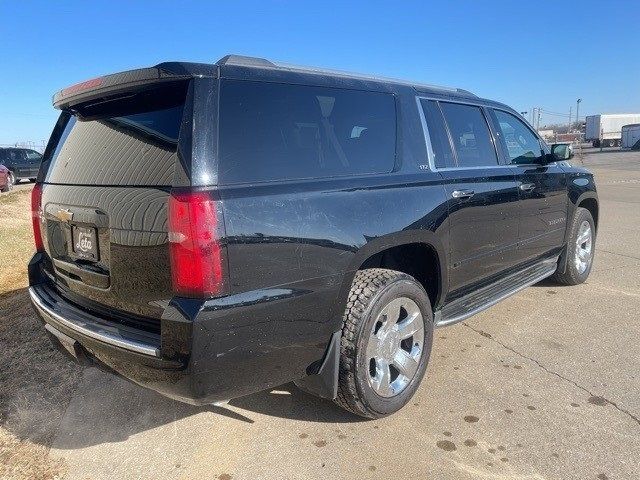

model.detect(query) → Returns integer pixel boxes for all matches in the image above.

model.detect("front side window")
[439,103,498,168]
[492,110,544,164]
[219,80,396,184]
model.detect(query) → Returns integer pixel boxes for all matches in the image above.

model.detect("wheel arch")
[558,191,599,275]
[577,196,599,231]
[334,231,448,318]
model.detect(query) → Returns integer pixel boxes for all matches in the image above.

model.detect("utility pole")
[576,98,582,134]
[537,109,542,130]
[568,107,572,134]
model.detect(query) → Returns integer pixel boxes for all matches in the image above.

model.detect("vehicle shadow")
[49,368,362,450]
[530,278,567,288]
[0,288,361,452]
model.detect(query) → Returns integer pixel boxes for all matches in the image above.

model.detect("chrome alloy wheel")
[575,220,593,274]
[366,297,424,398]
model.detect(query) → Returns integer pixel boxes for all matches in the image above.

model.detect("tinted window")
[440,103,498,168]
[492,110,544,164]
[45,84,186,186]
[0,149,22,164]
[420,100,455,169]
[219,80,396,183]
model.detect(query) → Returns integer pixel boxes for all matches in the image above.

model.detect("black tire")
[551,207,595,285]
[334,268,433,418]
[29,178,36,183]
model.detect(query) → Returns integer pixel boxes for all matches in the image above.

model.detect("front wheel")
[552,207,595,285]
[334,268,433,418]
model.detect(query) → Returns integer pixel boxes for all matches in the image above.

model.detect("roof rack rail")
[215,54,476,97]
[216,55,275,68]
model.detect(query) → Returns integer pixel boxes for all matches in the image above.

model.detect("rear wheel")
[552,207,595,285]
[335,268,433,418]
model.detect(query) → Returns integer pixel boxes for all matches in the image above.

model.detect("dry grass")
[0,187,83,479]
[0,188,34,291]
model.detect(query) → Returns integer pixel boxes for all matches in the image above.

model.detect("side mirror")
[551,143,574,161]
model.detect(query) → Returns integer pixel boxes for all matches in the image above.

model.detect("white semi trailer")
[585,114,640,147]
[621,124,640,150]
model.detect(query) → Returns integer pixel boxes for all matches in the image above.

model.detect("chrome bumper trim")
[29,286,160,357]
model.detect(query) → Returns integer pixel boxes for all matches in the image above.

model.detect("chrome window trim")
[415,96,437,171]
[415,96,514,172]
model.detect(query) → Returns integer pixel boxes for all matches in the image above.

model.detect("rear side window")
[45,84,187,186]
[219,80,396,184]
[420,100,455,169]
[439,103,498,168]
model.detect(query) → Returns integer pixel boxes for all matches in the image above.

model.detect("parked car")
[0,147,43,187]
[29,55,598,418]
[0,164,10,192]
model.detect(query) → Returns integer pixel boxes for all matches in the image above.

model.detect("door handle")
[452,189,475,199]
[519,183,536,192]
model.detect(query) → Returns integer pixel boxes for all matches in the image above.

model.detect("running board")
[434,257,558,328]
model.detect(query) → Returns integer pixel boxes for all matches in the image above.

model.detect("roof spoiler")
[52,62,215,110]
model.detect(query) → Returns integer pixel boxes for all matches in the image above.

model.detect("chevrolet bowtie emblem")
[54,208,73,222]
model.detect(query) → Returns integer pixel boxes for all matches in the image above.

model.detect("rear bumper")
[29,286,160,357]
[28,255,339,405]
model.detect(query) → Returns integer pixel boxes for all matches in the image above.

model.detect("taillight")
[31,183,44,252]
[168,191,224,298]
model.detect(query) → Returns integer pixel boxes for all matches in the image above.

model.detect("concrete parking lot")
[5,149,640,479]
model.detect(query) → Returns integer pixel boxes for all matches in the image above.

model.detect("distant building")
[537,129,555,141]
[556,132,583,144]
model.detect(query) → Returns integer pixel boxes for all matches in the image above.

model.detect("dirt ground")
[0,188,83,480]
[0,149,639,479]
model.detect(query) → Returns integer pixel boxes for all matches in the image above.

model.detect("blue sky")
[1,0,639,145]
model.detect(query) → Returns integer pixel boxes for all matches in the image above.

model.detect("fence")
[0,141,47,153]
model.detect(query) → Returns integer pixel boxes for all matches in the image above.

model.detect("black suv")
[29,55,598,418]
[0,147,43,187]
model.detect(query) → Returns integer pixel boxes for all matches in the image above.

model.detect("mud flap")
[294,330,341,399]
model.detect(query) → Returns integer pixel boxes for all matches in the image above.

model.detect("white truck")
[621,124,640,150]
[585,114,640,147]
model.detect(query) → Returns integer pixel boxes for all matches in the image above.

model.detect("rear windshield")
[219,80,396,184]
[45,84,187,186]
